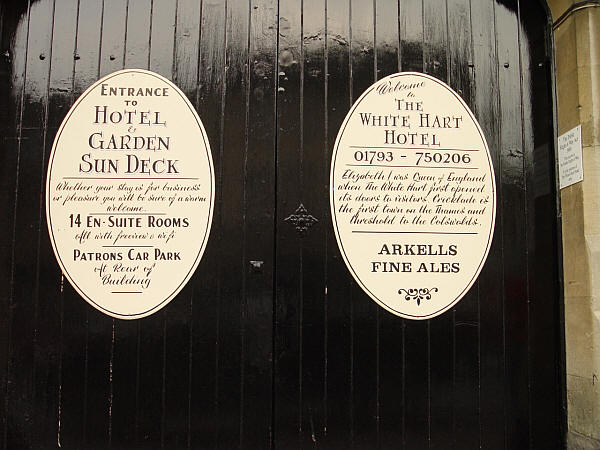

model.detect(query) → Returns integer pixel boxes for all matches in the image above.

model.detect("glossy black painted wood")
[0,0,564,448]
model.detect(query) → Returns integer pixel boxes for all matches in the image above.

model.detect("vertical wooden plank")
[519,2,564,447]
[422,1,454,448]
[399,0,422,72]
[58,9,104,448]
[446,1,481,448]
[144,7,177,444]
[495,1,530,448]
[163,1,202,447]
[403,321,429,450]
[5,0,55,447]
[470,0,505,447]
[149,0,176,78]
[131,1,184,447]
[374,0,398,80]
[213,0,249,446]
[186,0,225,447]
[110,317,139,448]
[447,0,472,100]
[325,0,353,446]
[75,2,125,448]
[518,13,536,449]
[174,0,201,98]
[399,1,429,449]
[0,2,28,444]
[99,0,127,75]
[423,0,447,82]
[77,2,128,448]
[124,0,151,68]
[47,0,78,138]
[374,0,405,447]
[243,0,277,447]
[349,0,379,448]
[274,0,303,445]
[80,311,112,447]
[299,0,328,446]
[72,0,102,93]
[37,0,79,447]
[162,286,194,449]
[0,2,25,445]
[108,1,153,448]
[518,9,535,447]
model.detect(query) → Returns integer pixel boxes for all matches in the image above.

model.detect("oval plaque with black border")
[46,69,214,320]
[330,72,496,320]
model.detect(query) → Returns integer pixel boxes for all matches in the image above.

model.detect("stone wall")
[548,0,600,447]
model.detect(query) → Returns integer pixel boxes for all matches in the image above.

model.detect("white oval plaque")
[330,72,496,320]
[46,69,214,319]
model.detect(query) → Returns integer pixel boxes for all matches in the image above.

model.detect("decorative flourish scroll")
[398,288,439,306]
[284,204,318,236]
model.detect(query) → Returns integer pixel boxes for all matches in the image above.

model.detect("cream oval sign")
[330,72,496,320]
[46,69,214,319]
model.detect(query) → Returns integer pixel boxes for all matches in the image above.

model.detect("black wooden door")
[0,0,564,448]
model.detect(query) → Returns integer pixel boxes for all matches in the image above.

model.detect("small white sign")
[558,125,583,189]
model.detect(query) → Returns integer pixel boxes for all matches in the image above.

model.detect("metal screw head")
[249,260,264,272]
